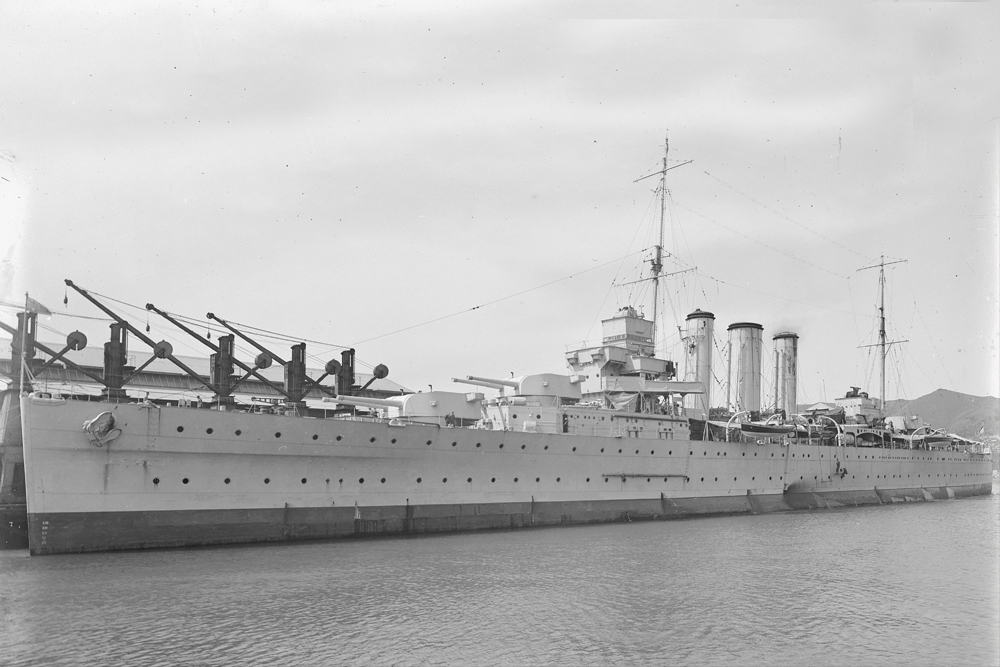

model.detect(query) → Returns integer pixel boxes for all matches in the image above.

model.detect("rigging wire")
[694,270,870,319]
[701,169,867,260]
[585,187,661,343]
[351,249,649,347]
[673,201,849,279]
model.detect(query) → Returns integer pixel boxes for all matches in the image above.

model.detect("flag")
[25,295,51,316]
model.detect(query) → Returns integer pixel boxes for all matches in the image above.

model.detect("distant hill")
[884,389,1000,439]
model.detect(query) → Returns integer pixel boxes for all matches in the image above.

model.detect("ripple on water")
[1,491,997,667]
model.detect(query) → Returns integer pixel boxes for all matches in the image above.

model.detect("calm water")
[2,488,998,667]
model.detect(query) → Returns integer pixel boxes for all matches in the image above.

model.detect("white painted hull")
[21,394,995,554]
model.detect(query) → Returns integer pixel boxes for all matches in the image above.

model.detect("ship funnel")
[727,322,762,414]
[683,309,715,417]
[772,332,798,417]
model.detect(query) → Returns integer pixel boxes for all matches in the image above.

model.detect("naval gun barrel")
[453,375,519,389]
[329,395,404,409]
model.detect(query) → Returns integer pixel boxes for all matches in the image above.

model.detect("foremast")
[633,133,693,359]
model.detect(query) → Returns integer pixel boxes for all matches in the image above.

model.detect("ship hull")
[1,390,28,549]
[21,395,994,555]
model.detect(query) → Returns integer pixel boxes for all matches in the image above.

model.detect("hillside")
[885,389,1000,439]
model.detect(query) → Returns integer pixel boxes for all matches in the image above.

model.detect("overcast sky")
[2,2,998,407]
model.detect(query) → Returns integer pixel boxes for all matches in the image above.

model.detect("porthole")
[513,414,518,419]
[183,478,189,484]
[601,448,605,453]
[312,435,318,441]
[476,443,481,448]
[669,451,672,455]
[326,478,330,483]
[714,477,718,482]
[264,478,270,484]
[391,439,397,444]
[723,452,727,457]
[467,477,472,483]
[544,445,549,450]
[701,477,705,482]
[604,478,608,483]
[586,478,590,482]
[370,437,376,443]
[336,436,342,441]
[442,478,448,483]
[769,476,772,480]
[206,428,214,435]
[556,477,561,482]
[742,453,745,457]
[177,426,184,433]
[224,478,230,484]
[646,478,650,482]
[235,430,242,436]
[417,477,422,483]
[452,442,457,447]
[275,432,281,438]
[339,478,343,483]
[359,478,365,484]
[734,477,737,481]
[491,477,496,483]
[499,444,504,449]
[426,440,432,446]
[153,477,160,484]
[635,449,639,454]
[572,447,577,452]
[514,477,519,482]
[752,477,755,480]
[302,478,307,484]
[618,449,622,454]
[650,450,654,455]
[536,477,540,482]
[521,445,526,450]
[536,414,541,419]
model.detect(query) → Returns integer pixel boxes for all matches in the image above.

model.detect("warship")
[4,146,994,556]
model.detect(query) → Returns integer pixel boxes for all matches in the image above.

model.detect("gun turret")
[454,375,520,390]
[330,391,484,426]
[454,373,584,403]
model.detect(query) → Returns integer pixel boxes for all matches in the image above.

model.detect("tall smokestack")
[683,309,715,417]
[727,322,762,415]
[773,332,798,417]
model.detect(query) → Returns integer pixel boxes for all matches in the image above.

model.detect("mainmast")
[858,255,907,416]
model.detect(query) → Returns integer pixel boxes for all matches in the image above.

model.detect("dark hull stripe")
[26,482,994,555]
[1,503,28,550]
